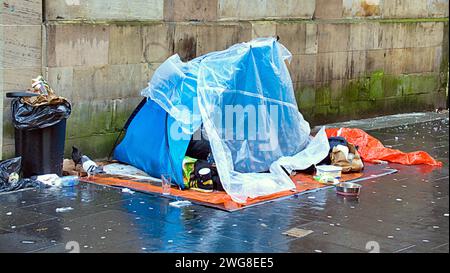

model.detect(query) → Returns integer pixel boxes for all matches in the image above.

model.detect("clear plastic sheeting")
[142,38,329,203]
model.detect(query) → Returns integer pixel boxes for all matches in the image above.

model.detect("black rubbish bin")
[14,119,67,177]
[6,91,71,178]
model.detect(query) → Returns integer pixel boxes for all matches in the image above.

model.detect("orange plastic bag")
[325,128,442,167]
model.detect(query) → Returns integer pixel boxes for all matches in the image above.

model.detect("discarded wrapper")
[169,200,192,208]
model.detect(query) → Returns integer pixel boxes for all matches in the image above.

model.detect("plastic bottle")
[60,176,79,187]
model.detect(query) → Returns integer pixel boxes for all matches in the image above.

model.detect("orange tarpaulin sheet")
[325,128,442,167]
[82,172,363,211]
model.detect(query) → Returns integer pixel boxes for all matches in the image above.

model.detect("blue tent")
[114,38,329,203]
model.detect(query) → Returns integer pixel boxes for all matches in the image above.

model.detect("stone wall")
[0,0,448,159]
[1,0,42,159]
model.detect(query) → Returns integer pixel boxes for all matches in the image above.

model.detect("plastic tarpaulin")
[120,38,329,203]
[326,128,443,166]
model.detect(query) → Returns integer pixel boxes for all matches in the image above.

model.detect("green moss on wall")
[297,71,444,125]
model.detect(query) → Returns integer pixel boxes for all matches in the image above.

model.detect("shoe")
[188,179,213,193]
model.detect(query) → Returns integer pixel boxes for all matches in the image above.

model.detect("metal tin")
[336,182,362,196]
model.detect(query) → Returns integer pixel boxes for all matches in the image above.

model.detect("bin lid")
[6,91,39,98]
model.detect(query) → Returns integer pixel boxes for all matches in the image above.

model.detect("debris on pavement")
[0,157,45,193]
[282,228,314,238]
[36,174,61,187]
[63,159,86,176]
[36,174,79,187]
[121,188,135,194]
[169,200,192,208]
[55,207,74,213]
[60,176,79,187]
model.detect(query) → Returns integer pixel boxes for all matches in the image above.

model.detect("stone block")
[142,23,174,63]
[217,0,240,20]
[400,73,439,96]
[316,51,349,82]
[106,64,147,99]
[349,22,381,51]
[383,48,410,74]
[218,0,315,20]
[164,0,218,22]
[315,0,343,19]
[381,47,436,75]
[46,66,74,99]
[342,0,382,18]
[251,21,277,39]
[109,25,144,65]
[276,23,306,55]
[72,65,108,101]
[365,49,385,73]
[289,54,317,83]
[380,22,445,49]
[315,85,331,106]
[0,67,42,92]
[45,0,164,21]
[0,0,42,25]
[237,22,253,42]
[1,25,42,69]
[317,23,350,53]
[411,22,445,48]
[295,83,316,109]
[71,63,147,102]
[197,24,241,56]
[173,23,198,61]
[266,0,315,19]
[404,47,436,73]
[299,54,317,82]
[111,97,143,131]
[142,62,161,84]
[427,0,449,17]
[346,50,367,79]
[64,132,119,160]
[66,99,114,139]
[2,106,14,146]
[305,23,318,54]
[46,24,109,67]
[381,0,428,18]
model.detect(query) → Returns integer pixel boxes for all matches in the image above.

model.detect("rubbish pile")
[0,157,43,193]
[1,75,72,193]
[12,76,71,130]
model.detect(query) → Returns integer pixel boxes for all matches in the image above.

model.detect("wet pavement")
[0,114,448,253]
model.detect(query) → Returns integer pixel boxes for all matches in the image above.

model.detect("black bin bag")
[0,157,42,193]
[12,98,71,130]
